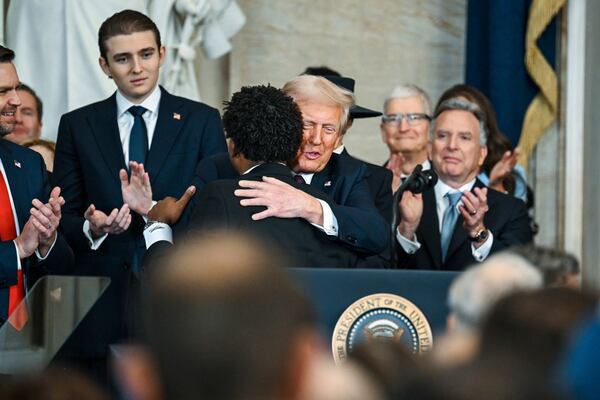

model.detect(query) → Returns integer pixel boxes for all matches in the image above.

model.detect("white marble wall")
[216,0,467,164]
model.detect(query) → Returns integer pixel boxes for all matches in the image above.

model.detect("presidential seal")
[331,293,433,363]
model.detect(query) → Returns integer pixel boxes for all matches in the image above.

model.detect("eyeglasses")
[382,113,431,127]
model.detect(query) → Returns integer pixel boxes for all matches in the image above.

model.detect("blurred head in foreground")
[144,231,319,400]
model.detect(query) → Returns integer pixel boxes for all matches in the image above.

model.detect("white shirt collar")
[116,85,161,118]
[333,145,345,155]
[434,177,476,203]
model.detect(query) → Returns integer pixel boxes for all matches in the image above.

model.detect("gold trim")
[517,0,566,168]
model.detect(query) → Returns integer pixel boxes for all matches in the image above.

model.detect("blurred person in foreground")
[120,232,323,400]
[431,252,542,367]
[510,244,580,288]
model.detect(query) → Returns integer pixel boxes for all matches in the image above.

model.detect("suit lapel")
[88,94,127,182]
[418,188,443,268]
[146,88,185,184]
[311,158,335,196]
[0,143,29,231]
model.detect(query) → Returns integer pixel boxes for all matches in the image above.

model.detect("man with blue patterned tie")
[395,98,532,270]
[52,10,226,372]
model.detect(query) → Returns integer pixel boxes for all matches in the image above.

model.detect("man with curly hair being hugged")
[126,85,360,268]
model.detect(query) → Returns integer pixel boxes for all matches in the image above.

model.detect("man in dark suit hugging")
[129,85,360,268]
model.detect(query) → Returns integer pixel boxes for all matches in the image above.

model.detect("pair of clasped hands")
[15,186,63,259]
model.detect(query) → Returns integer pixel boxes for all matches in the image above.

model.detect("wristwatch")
[469,227,489,243]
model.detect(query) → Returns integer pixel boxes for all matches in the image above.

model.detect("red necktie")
[0,172,28,330]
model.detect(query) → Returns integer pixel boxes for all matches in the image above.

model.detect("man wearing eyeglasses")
[395,98,532,271]
[380,84,433,193]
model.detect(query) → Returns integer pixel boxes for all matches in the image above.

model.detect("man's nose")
[398,117,410,131]
[131,56,143,73]
[447,134,458,149]
[308,126,323,144]
[8,89,21,107]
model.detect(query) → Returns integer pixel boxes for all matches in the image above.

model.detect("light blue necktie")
[440,192,462,262]
[128,105,148,165]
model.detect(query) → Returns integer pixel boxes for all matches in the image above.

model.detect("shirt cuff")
[471,231,494,262]
[142,200,158,223]
[143,222,173,248]
[311,199,339,237]
[12,241,22,271]
[83,219,109,250]
[35,232,58,260]
[396,229,421,254]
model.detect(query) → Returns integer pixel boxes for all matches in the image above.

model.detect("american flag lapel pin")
[324,180,332,187]
[14,160,21,168]
[173,112,181,120]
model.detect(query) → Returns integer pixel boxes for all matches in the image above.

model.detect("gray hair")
[448,252,543,332]
[383,84,432,116]
[510,245,580,286]
[432,97,488,145]
[283,75,355,133]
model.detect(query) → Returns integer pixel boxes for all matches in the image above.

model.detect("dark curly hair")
[223,85,303,163]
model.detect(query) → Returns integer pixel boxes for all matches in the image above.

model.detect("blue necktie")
[440,192,462,262]
[128,106,148,165]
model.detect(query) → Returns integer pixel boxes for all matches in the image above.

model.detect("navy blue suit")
[0,139,73,324]
[52,87,226,356]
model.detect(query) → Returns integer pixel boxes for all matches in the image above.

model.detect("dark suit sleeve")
[52,114,89,251]
[489,195,533,252]
[188,184,230,234]
[326,164,389,256]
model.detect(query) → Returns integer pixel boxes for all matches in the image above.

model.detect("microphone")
[396,165,438,195]
[390,165,438,267]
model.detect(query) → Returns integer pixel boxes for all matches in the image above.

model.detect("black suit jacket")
[187,163,360,267]
[396,179,533,271]
[52,87,226,356]
[182,152,388,256]
[0,140,73,324]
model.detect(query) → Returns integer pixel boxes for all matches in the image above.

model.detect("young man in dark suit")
[52,10,226,368]
[395,98,532,270]
[0,45,72,327]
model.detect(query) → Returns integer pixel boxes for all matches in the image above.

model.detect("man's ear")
[158,45,166,67]
[478,145,488,166]
[99,57,111,78]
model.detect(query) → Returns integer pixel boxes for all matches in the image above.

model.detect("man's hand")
[14,217,39,259]
[29,186,64,256]
[121,161,153,216]
[234,177,324,225]
[148,185,196,225]
[460,187,489,247]
[85,203,132,238]
[489,148,520,191]
[386,153,406,193]
[397,190,423,241]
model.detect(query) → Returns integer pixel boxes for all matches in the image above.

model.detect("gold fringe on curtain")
[517,0,566,168]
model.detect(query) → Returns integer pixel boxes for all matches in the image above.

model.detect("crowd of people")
[0,7,596,400]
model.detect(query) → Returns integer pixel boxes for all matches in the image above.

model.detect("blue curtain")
[465,0,557,147]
